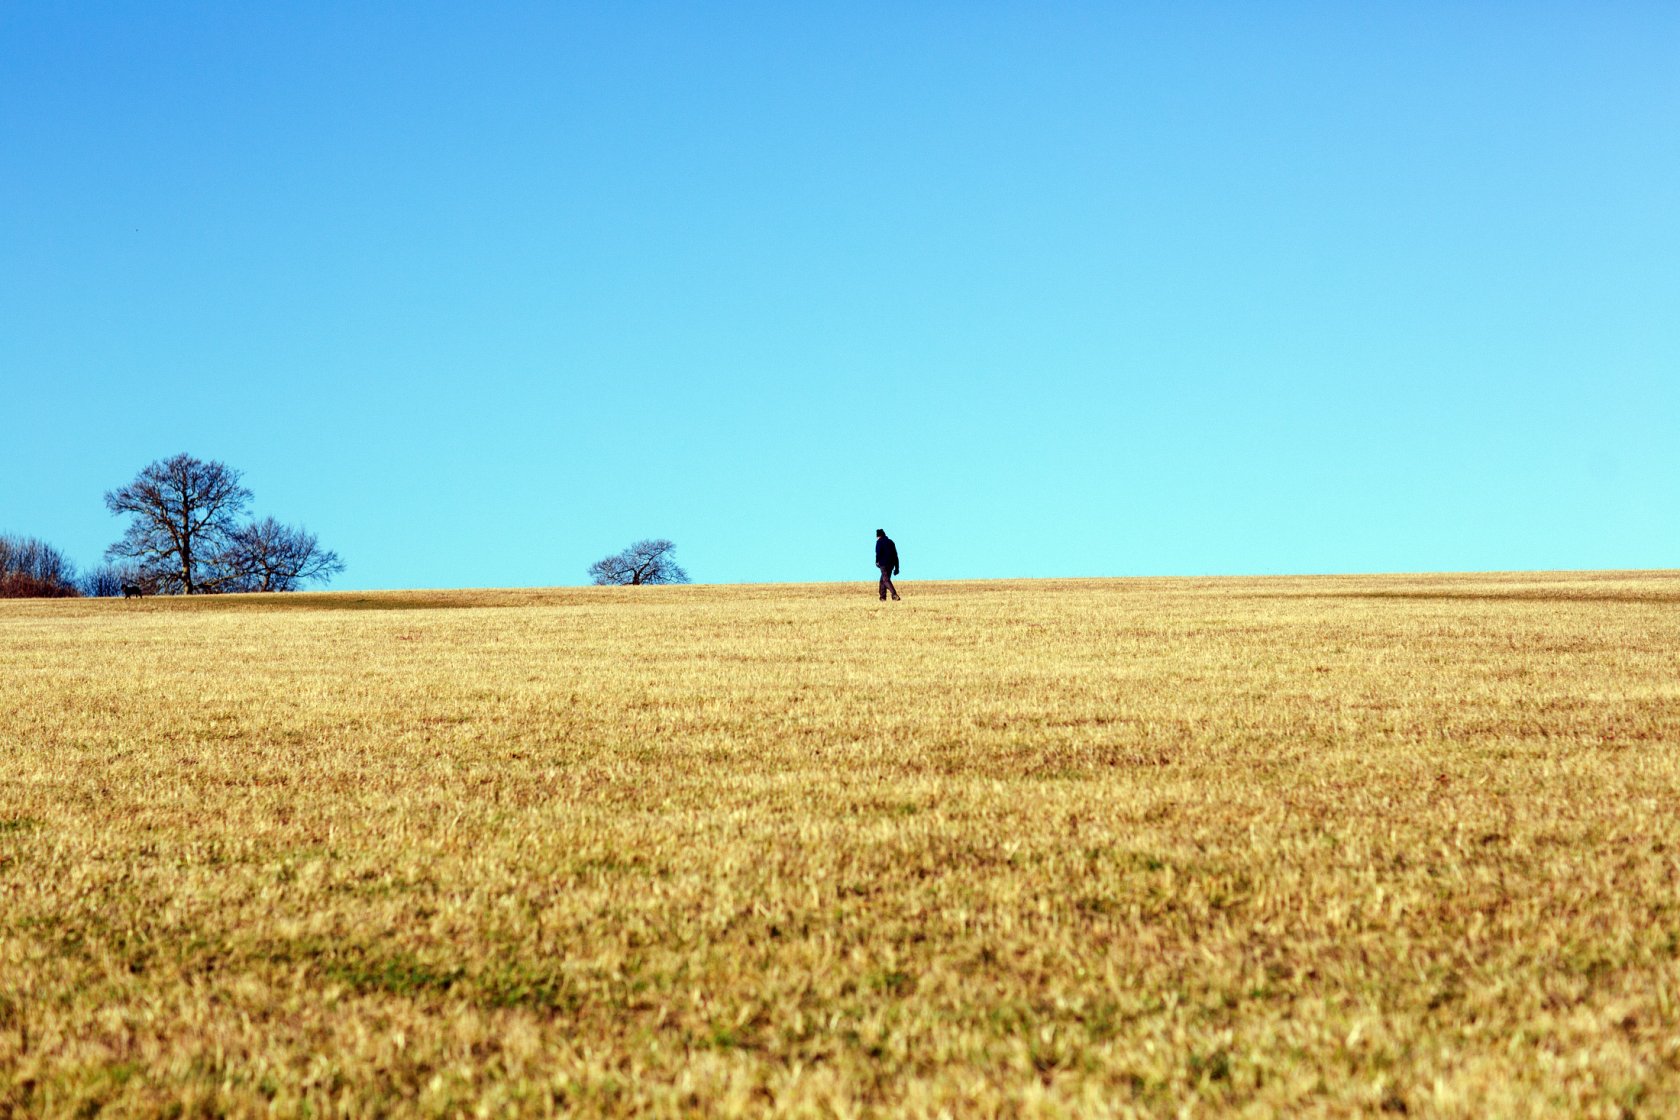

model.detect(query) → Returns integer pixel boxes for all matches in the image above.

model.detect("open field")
[3,571,1679,1117]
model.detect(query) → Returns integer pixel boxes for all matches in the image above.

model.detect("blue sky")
[4,3,1676,588]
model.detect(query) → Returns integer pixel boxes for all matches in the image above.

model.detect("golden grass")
[2,572,1678,1117]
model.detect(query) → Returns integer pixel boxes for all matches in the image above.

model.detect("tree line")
[2,453,343,598]
[7,451,696,598]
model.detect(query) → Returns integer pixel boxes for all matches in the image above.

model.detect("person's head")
[876,529,885,538]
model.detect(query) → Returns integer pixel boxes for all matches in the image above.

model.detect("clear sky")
[4,3,1676,589]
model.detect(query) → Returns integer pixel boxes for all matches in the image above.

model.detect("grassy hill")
[3,572,1678,1116]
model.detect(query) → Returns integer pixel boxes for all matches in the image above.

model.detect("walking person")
[875,529,901,601]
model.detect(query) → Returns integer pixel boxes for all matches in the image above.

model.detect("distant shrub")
[0,574,78,598]
[0,533,80,598]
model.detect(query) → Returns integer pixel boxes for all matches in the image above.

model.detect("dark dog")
[121,583,143,599]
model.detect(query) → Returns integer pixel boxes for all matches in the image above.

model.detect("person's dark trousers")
[878,565,900,601]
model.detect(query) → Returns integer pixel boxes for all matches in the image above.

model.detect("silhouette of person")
[875,529,901,601]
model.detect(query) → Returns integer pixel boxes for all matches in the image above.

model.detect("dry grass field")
[2,572,1679,1117]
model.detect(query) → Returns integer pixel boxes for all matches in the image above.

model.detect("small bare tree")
[588,539,690,586]
[221,517,345,592]
[105,453,251,594]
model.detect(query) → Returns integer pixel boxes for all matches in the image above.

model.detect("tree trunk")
[181,511,194,593]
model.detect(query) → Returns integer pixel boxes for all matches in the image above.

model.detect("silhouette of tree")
[104,453,345,593]
[105,453,251,594]
[588,539,690,586]
[221,517,344,592]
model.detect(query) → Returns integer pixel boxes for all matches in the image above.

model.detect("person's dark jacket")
[875,536,899,573]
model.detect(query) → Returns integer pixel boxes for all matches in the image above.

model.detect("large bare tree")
[105,453,252,594]
[221,516,345,592]
[588,539,690,586]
